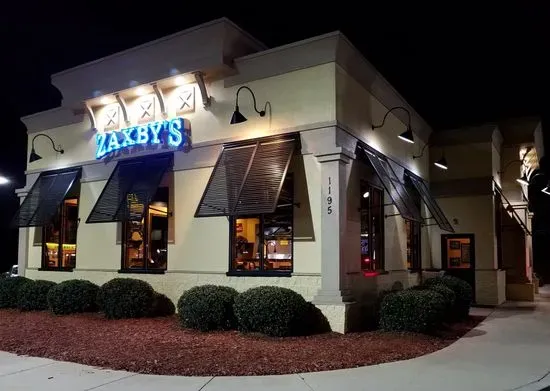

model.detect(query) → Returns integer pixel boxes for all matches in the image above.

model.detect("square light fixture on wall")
[103,105,120,131]
[176,86,195,114]
[136,96,156,124]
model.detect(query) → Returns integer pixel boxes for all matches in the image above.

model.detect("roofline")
[51,18,267,78]
[235,30,432,134]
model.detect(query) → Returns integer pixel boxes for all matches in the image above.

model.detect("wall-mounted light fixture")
[542,183,550,196]
[497,146,532,186]
[29,134,64,163]
[412,143,448,170]
[230,86,266,125]
[372,106,415,144]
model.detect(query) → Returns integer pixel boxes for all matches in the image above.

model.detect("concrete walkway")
[2,289,550,391]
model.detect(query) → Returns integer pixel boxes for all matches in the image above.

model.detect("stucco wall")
[429,195,496,270]
[25,64,336,174]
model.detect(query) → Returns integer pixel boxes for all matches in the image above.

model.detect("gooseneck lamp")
[372,106,415,144]
[412,143,449,170]
[29,134,64,163]
[497,147,532,186]
[230,86,266,125]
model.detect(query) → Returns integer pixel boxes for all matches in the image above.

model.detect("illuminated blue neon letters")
[96,117,188,159]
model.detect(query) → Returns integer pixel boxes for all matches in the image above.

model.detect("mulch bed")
[0,310,485,376]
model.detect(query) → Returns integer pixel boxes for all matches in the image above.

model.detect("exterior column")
[16,192,28,277]
[313,151,354,303]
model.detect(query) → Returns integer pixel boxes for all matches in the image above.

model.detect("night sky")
[1,2,548,271]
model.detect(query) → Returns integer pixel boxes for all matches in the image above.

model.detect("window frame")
[360,180,385,274]
[227,174,294,277]
[406,219,422,271]
[119,186,170,275]
[40,196,80,272]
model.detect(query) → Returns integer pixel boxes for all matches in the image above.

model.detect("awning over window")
[86,154,172,223]
[405,171,455,232]
[11,167,82,228]
[357,144,423,223]
[195,136,296,217]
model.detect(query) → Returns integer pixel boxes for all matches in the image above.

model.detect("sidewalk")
[2,288,550,391]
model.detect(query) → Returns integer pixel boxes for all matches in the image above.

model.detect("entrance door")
[441,234,476,301]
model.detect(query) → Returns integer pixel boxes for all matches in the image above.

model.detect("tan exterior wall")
[25,64,337,173]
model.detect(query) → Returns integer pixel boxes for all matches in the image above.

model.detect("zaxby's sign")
[95,117,190,159]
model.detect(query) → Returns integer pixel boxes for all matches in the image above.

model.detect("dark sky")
[0,2,548,271]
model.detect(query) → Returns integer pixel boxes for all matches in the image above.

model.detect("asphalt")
[1,288,550,390]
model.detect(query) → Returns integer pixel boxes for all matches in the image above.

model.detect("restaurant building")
[14,19,544,332]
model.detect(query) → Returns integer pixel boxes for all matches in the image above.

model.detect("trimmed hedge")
[0,276,32,308]
[98,278,155,319]
[234,286,308,337]
[424,275,473,319]
[379,289,447,333]
[47,280,99,315]
[178,285,238,331]
[17,280,57,311]
[149,292,175,317]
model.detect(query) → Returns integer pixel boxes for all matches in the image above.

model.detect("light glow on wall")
[95,117,190,159]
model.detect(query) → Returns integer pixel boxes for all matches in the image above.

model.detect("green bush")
[234,286,308,337]
[149,292,175,317]
[177,285,238,331]
[424,275,473,319]
[0,276,32,308]
[47,280,99,315]
[379,289,447,333]
[98,278,155,319]
[17,280,57,311]
[296,302,331,335]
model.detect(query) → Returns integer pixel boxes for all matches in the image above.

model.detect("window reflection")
[231,175,293,273]
[43,198,79,269]
[123,187,169,271]
[360,182,384,274]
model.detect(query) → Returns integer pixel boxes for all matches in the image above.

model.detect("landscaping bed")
[0,309,485,376]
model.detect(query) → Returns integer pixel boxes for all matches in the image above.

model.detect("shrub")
[149,292,175,317]
[98,278,155,319]
[177,285,238,331]
[296,302,331,335]
[424,275,473,319]
[0,276,32,308]
[17,280,57,311]
[379,289,447,333]
[47,280,99,315]
[234,286,308,337]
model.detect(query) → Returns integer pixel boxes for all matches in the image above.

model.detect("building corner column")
[312,149,355,305]
[16,191,28,277]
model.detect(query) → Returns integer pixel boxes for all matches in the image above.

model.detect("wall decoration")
[137,96,156,123]
[176,87,195,114]
[103,105,120,131]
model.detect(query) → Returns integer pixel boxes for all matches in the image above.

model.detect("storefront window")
[122,187,169,271]
[406,220,421,270]
[360,181,384,274]
[42,198,79,270]
[230,175,293,274]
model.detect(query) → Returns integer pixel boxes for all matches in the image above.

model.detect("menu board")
[446,237,472,269]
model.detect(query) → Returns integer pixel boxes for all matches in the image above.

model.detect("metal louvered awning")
[357,144,423,223]
[11,167,82,228]
[86,154,172,223]
[405,171,455,232]
[195,136,296,217]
